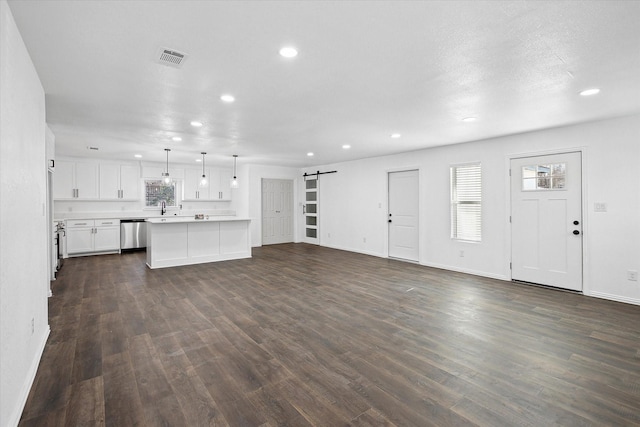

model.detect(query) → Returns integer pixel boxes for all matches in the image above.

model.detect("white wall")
[234,163,300,247]
[0,2,50,426]
[303,115,640,305]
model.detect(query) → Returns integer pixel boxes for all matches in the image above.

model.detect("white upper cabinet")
[183,168,209,200]
[183,167,232,201]
[119,165,140,199]
[54,160,99,200]
[210,168,232,201]
[99,163,140,200]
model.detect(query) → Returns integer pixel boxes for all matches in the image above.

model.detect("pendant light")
[199,152,208,187]
[230,154,239,188]
[162,148,171,184]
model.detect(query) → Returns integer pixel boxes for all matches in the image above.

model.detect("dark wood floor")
[20,243,640,426]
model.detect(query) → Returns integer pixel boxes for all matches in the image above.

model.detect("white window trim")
[143,178,182,209]
[450,162,482,242]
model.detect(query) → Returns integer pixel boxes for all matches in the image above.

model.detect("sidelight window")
[450,163,482,242]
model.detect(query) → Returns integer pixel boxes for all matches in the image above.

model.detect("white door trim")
[261,178,294,245]
[387,168,420,262]
[506,147,588,293]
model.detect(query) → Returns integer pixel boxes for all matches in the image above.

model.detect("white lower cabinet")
[66,219,120,256]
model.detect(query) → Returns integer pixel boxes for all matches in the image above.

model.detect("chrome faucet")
[161,201,166,215]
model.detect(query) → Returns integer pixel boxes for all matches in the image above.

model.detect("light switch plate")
[594,202,607,212]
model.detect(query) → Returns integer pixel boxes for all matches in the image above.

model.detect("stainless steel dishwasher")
[120,219,146,250]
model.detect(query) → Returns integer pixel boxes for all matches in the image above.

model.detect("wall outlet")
[327,233,331,238]
[363,237,367,243]
[31,317,34,335]
[459,250,465,257]
[628,270,638,281]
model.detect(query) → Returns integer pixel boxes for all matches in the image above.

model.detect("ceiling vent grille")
[157,48,188,68]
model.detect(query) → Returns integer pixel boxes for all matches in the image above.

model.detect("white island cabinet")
[145,217,251,269]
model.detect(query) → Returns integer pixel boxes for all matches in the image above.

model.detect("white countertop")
[146,216,251,224]
[54,209,236,222]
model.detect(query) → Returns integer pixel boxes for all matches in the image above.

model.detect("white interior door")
[511,152,582,291]
[388,169,419,261]
[262,179,294,245]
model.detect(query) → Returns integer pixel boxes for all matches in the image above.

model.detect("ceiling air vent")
[157,48,188,68]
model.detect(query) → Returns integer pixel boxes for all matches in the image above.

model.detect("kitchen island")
[146,216,251,269]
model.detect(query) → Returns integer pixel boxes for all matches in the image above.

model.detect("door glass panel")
[537,177,551,189]
[522,163,566,191]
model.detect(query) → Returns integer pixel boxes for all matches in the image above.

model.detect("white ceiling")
[8,0,640,167]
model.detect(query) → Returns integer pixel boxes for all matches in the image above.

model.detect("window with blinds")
[450,163,482,242]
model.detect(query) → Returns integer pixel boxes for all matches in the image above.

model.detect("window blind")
[451,163,482,242]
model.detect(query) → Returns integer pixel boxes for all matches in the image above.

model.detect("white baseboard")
[587,291,640,306]
[321,243,383,258]
[419,261,510,281]
[7,325,50,427]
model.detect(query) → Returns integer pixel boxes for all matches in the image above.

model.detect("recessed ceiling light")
[172,136,182,141]
[220,94,235,103]
[134,154,142,158]
[391,133,401,139]
[579,88,600,96]
[279,46,298,58]
[462,117,477,122]
[307,152,314,157]
[190,121,203,127]
[342,144,351,149]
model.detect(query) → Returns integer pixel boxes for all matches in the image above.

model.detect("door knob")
[573,230,580,235]
[573,220,580,225]
[388,219,392,223]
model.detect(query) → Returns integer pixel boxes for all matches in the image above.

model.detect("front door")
[511,152,582,291]
[388,169,419,261]
[262,179,294,245]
